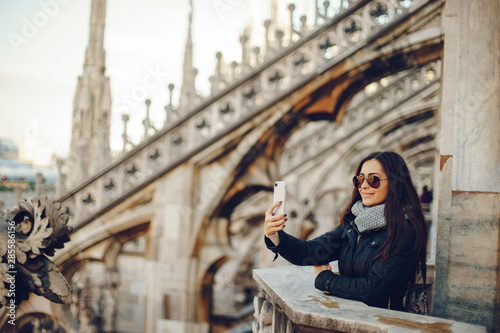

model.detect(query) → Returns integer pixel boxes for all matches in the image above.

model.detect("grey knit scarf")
[351,200,386,233]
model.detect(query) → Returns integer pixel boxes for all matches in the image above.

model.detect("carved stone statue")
[0,197,73,307]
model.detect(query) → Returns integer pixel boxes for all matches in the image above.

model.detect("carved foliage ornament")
[0,197,73,307]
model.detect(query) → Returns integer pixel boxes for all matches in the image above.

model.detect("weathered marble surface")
[253,266,486,333]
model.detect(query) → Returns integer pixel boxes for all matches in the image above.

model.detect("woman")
[264,151,427,311]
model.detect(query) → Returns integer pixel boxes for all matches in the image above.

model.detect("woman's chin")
[361,198,373,206]
[361,198,383,207]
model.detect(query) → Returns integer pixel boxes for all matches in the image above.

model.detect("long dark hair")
[340,151,427,286]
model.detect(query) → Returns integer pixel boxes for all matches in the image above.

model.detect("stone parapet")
[252,266,485,333]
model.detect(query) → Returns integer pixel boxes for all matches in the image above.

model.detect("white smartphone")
[273,181,286,216]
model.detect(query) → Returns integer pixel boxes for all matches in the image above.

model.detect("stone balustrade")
[252,266,486,333]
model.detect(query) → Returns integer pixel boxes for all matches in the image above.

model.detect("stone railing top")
[252,266,486,333]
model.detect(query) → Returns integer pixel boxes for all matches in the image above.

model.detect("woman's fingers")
[266,201,282,216]
[266,214,286,222]
[266,219,285,228]
[265,220,286,237]
[264,202,287,238]
[265,202,286,221]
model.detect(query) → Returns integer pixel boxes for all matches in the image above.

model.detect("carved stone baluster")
[142,99,157,141]
[263,20,274,59]
[240,33,250,72]
[272,303,287,333]
[253,295,273,333]
[231,61,239,82]
[121,114,131,153]
[300,15,307,34]
[288,4,307,43]
[324,1,331,19]
[288,4,296,43]
[164,83,176,126]
[253,46,261,67]
[316,0,331,25]
[275,30,284,50]
[216,52,226,90]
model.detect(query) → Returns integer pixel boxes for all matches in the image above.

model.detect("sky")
[0,0,311,165]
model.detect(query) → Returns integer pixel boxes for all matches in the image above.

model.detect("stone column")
[434,0,500,332]
[152,164,200,332]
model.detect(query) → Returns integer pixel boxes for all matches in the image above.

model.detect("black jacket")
[265,213,418,310]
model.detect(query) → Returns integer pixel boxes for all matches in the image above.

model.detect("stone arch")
[55,202,153,264]
[199,252,259,332]
[54,223,150,333]
[219,185,272,220]
[59,222,150,274]
[61,257,105,287]
[196,185,278,330]
[199,256,229,323]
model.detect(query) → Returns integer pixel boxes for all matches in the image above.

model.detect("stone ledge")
[252,266,486,333]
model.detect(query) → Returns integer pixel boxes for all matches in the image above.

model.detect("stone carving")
[0,197,72,307]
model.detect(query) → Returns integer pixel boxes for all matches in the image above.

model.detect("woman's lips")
[362,193,374,197]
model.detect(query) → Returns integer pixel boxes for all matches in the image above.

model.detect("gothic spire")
[178,0,198,111]
[63,0,111,190]
[84,0,106,72]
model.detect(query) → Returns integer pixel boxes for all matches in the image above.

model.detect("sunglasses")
[352,174,387,189]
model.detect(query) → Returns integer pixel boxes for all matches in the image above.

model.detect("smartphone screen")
[273,181,286,216]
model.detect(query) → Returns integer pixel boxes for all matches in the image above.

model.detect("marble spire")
[64,0,111,190]
[178,0,199,111]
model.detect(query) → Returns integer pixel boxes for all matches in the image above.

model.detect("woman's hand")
[264,201,287,238]
[314,264,332,277]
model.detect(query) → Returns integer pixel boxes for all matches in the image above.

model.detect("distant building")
[21,118,38,163]
[0,137,19,160]
[0,158,57,183]
[0,135,57,210]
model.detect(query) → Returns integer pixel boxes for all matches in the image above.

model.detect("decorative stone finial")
[121,114,131,152]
